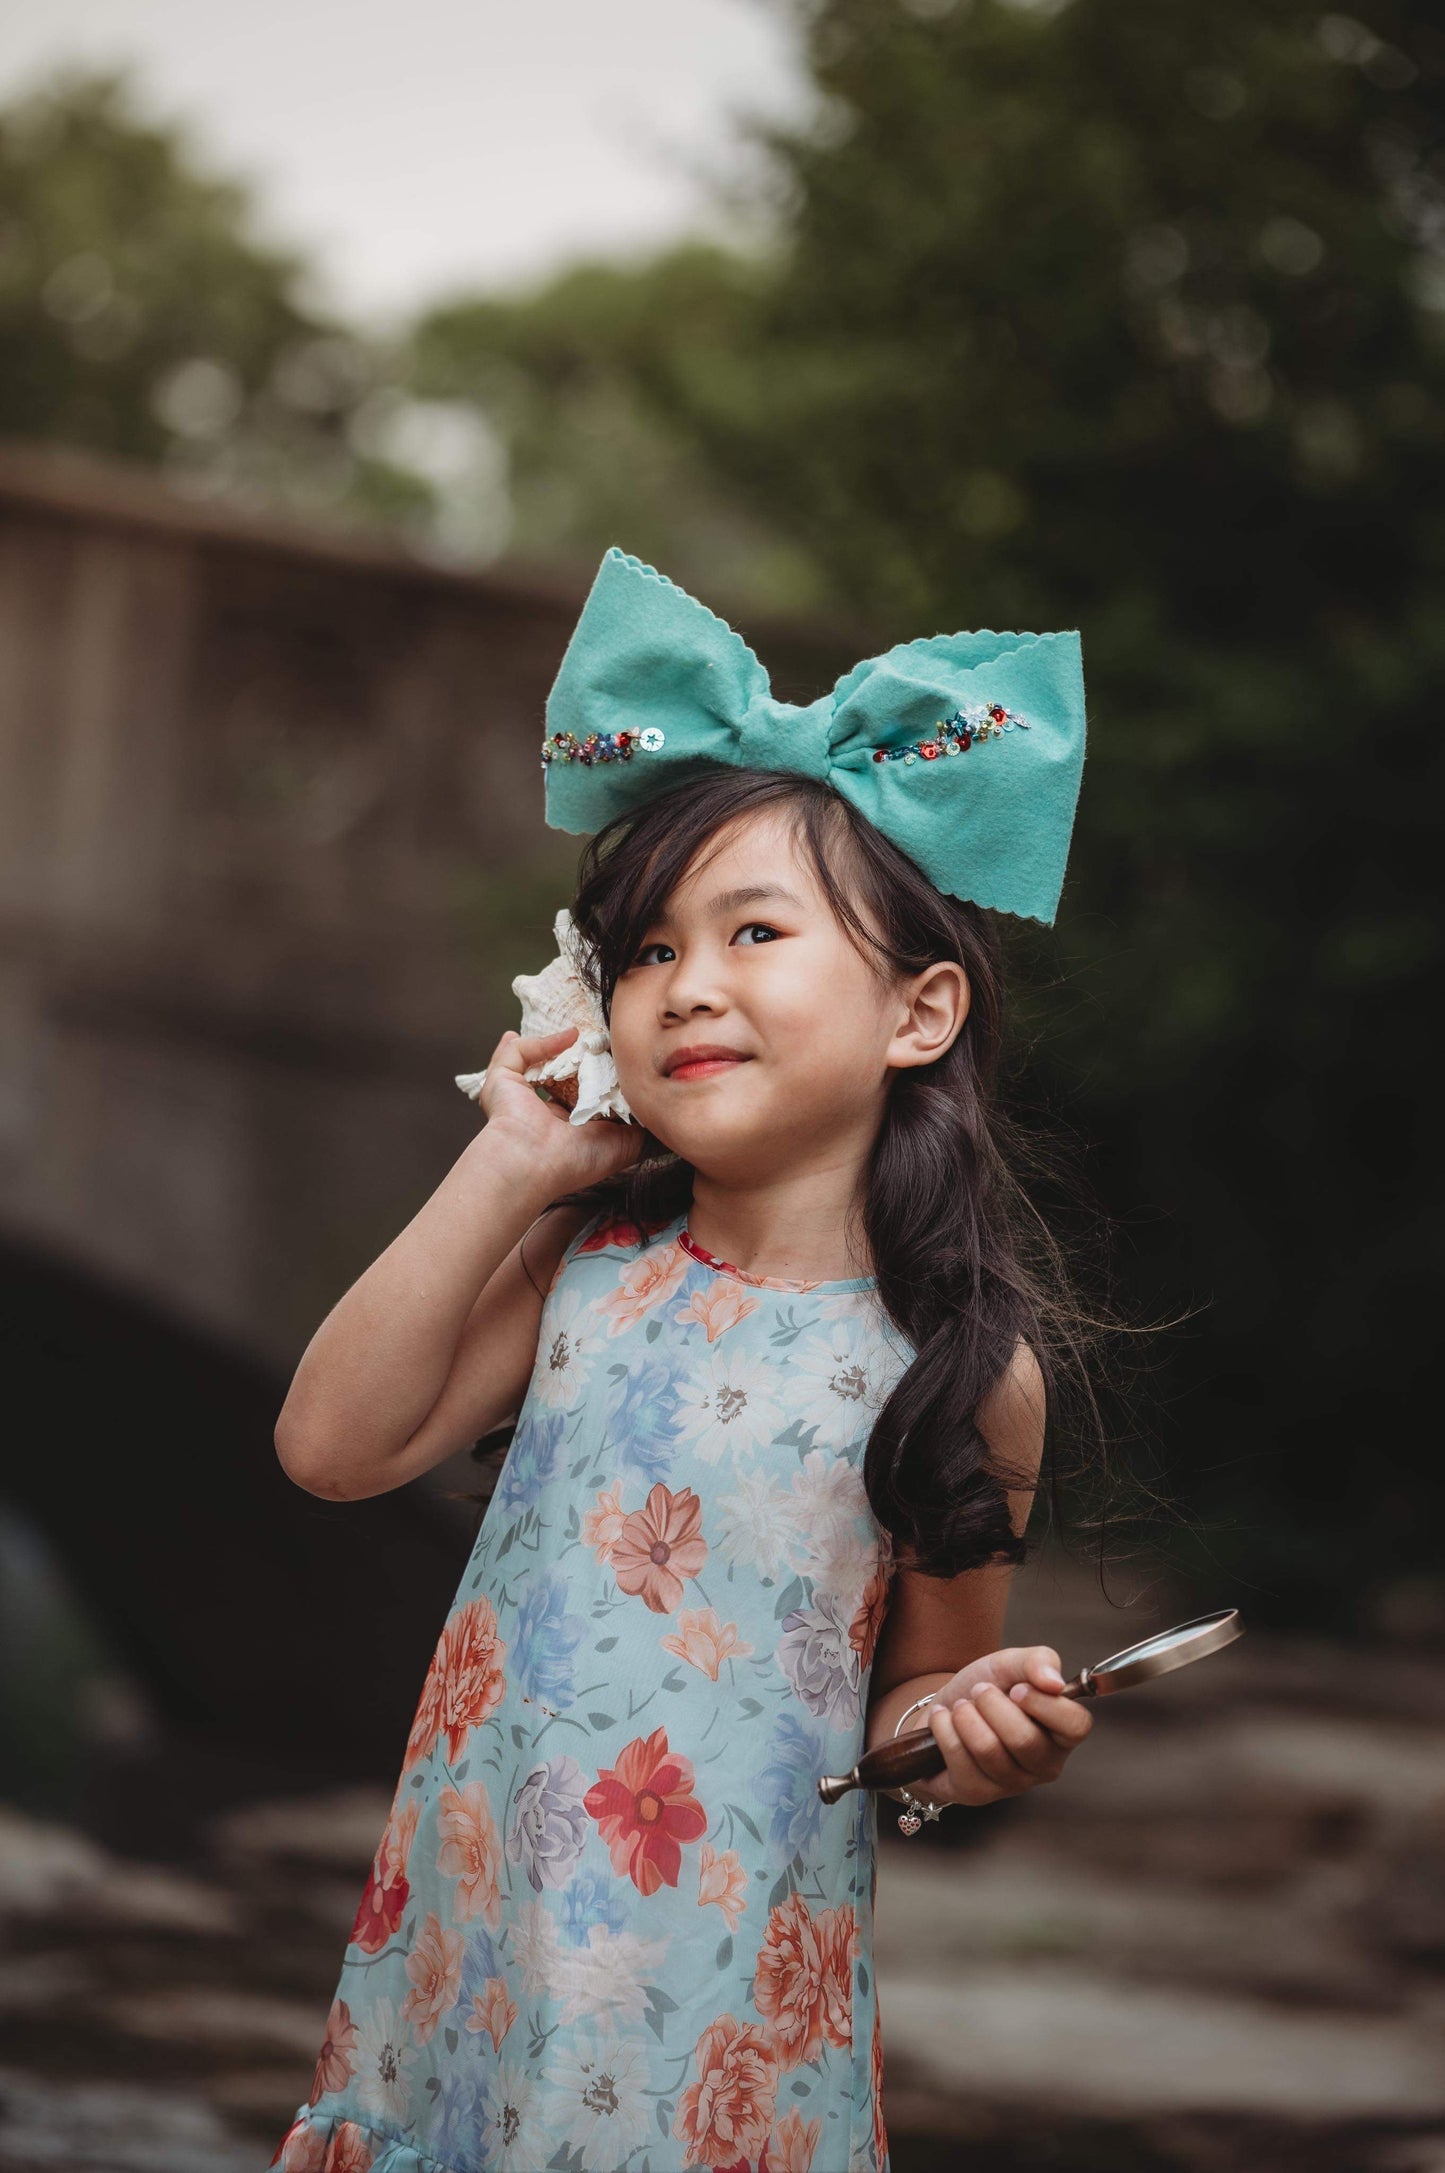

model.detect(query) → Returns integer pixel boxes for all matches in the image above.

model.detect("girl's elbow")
[274,1417,356,1500]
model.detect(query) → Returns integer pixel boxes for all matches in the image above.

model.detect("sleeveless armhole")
[541,1205,610,1299]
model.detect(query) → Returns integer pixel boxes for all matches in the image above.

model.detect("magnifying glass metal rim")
[1062,1606,1243,1699]
[817,1606,1244,1804]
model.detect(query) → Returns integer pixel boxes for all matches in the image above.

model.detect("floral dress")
[271,1206,914,2173]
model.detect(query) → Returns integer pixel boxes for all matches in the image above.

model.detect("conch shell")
[455,908,635,1126]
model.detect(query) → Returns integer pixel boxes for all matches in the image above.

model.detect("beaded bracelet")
[891,1691,948,1836]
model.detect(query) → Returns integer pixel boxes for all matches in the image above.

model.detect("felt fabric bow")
[541,547,1087,925]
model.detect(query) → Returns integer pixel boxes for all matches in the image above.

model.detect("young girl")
[269,548,1098,2173]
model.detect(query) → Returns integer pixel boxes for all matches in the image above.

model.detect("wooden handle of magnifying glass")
[818,1671,1096,1803]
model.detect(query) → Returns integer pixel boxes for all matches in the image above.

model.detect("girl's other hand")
[478,1026,644,1189]
[912,1644,1093,1810]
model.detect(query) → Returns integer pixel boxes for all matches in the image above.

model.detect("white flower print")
[353,1996,418,2123]
[801,1520,882,1613]
[506,1895,562,1996]
[785,1322,895,1448]
[551,1919,671,2027]
[790,1449,870,1574]
[477,2051,556,2173]
[672,1345,785,1463]
[530,1286,596,1411]
[714,1466,805,1580]
[549,2022,655,2171]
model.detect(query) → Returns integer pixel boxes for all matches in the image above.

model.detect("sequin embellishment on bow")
[541,725,665,767]
[870,703,1031,766]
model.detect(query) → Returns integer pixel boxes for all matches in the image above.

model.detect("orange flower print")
[753,1891,829,2070]
[611,1482,708,1613]
[595,1240,690,1336]
[582,1484,627,1564]
[584,1724,708,1895]
[326,2126,375,2173]
[660,1605,754,1681]
[697,1840,749,1932]
[465,1975,519,2051]
[673,2012,780,2167]
[816,1902,858,2052]
[848,1567,890,1675]
[350,1796,418,1955]
[400,1910,465,2045]
[435,1781,504,1928]
[871,1992,888,2172]
[403,1595,507,1771]
[307,1995,360,2105]
[673,1277,758,1343]
[768,2106,823,2172]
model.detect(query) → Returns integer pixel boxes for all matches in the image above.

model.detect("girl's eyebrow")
[699,883,807,916]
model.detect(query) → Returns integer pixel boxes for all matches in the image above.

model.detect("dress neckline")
[676,1219,876,1295]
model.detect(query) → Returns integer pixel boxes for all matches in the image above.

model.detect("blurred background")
[1,0,1442,2167]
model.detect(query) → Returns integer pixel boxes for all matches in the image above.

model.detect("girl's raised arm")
[272,1024,642,1502]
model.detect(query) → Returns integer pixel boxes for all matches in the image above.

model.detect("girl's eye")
[734,922,780,946]
[631,941,675,968]
[629,923,779,967]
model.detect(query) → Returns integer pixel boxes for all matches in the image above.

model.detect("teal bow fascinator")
[541,547,1086,924]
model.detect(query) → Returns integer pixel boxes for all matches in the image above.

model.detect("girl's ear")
[887,960,970,1072]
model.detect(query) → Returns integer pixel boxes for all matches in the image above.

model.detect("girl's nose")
[659,959,728,1018]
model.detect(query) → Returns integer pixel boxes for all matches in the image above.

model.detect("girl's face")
[607,807,965,1185]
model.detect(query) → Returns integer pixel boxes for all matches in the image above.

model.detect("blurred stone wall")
[0,438,848,1374]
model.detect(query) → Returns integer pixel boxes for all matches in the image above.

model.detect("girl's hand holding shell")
[477,1025,644,1189]
[913,1644,1094,1811]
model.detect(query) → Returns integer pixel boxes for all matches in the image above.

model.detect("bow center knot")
[737,694,833,783]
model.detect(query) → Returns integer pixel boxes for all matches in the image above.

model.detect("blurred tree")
[408,0,1445,1629]
[0,64,465,542]
[690,0,1445,1628]
[406,244,832,612]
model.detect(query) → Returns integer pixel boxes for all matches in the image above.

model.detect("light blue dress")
[271,1206,914,2173]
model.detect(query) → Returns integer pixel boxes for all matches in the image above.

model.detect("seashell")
[454,909,635,1127]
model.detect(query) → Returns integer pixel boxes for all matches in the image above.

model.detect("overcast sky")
[0,0,809,332]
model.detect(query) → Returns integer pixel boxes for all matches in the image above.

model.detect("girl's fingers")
[929,1697,1026,1801]
[1006,1683,1095,1748]
[965,1684,1067,1777]
[487,1027,579,1080]
[954,1690,1046,1786]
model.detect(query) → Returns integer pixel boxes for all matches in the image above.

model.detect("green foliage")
[405,244,832,612]
[0,64,427,530]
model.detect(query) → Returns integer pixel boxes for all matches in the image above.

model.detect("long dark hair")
[459,761,1138,1586]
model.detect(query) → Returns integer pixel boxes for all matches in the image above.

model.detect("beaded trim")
[870,703,1031,766]
[541,702,1029,771]
[541,725,665,768]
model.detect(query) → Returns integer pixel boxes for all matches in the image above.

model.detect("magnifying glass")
[817,1607,1243,1806]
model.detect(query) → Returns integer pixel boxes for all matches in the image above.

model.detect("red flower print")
[848,1567,890,1674]
[584,1724,708,1895]
[673,2012,780,2167]
[271,2116,331,2171]
[578,1213,647,1251]
[767,2106,823,2172]
[871,1992,888,2172]
[816,1902,858,2052]
[403,1595,507,1770]
[350,1857,409,1955]
[350,1794,417,1954]
[307,1996,359,2104]
[610,1482,708,1613]
[752,1891,828,2070]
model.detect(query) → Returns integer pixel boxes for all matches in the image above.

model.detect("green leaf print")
[715,1935,733,1968]
[588,1712,615,1730]
[595,1636,618,1652]
[774,1576,805,1619]
[444,2027,458,2054]
[645,1316,662,1342]
[730,1804,762,1844]
[858,1960,870,1993]
[454,1760,469,1781]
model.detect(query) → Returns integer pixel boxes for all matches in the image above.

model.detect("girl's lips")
[667,1055,749,1081]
